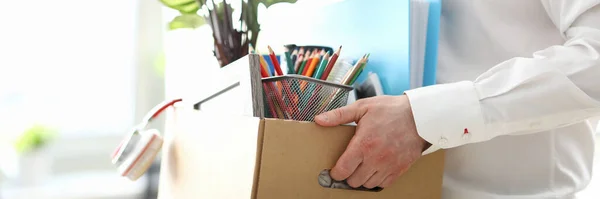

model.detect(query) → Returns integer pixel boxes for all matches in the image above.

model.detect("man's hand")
[314,95,428,189]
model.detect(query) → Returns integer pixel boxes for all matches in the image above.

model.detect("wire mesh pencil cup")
[262,75,354,122]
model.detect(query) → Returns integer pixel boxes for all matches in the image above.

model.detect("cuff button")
[462,133,471,140]
[438,137,448,147]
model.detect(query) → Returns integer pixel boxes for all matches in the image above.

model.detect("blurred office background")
[0,0,598,199]
[0,0,165,198]
[0,0,327,198]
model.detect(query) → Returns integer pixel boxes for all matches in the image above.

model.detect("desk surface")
[1,171,146,199]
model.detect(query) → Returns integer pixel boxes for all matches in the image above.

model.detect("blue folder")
[274,0,441,95]
[422,0,441,87]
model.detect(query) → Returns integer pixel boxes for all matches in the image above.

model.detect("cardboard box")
[157,54,444,198]
[157,106,445,199]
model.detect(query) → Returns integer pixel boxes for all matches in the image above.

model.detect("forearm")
[406,3,600,155]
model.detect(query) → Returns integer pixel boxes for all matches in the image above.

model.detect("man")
[314,0,600,198]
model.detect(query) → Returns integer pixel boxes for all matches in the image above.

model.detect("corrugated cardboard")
[158,106,445,199]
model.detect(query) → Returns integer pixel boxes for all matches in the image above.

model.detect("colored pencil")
[349,62,365,85]
[266,46,295,116]
[267,55,276,76]
[341,54,368,85]
[263,84,279,118]
[313,51,330,79]
[258,44,377,121]
[318,49,325,60]
[349,53,370,84]
[267,82,285,118]
[285,49,294,74]
[305,51,321,77]
[321,45,342,80]
[301,50,316,76]
[249,44,269,77]
[294,54,304,73]
[258,56,270,78]
[291,48,299,65]
[294,48,305,72]
[267,46,284,76]
[251,49,270,77]
[257,50,272,76]
[297,50,311,75]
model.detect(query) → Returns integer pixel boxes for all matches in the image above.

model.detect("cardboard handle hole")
[317,169,383,192]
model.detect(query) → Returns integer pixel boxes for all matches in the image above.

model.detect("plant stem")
[246,0,260,49]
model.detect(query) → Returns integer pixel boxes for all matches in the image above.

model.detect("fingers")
[380,174,397,188]
[346,164,377,188]
[330,146,363,181]
[363,170,388,189]
[380,167,410,188]
[315,102,364,126]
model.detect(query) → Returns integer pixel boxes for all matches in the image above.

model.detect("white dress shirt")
[405,0,600,198]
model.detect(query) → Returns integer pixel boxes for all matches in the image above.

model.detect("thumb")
[315,104,362,126]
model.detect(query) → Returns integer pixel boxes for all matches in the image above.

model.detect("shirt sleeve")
[405,0,600,156]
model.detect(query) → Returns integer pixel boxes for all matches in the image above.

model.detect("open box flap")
[158,107,264,199]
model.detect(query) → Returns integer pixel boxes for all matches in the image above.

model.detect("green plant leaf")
[258,0,298,8]
[169,14,206,30]
[245,0,261,47]
[14,124,56,154]
[159,0,202,14]
[214,1,235,21]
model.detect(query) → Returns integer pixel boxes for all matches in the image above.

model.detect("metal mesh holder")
[262,75,354,122]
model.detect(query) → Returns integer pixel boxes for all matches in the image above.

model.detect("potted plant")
[159,0,298,67]
[13,124,56,185]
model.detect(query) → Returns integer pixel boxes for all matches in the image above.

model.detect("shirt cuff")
[404,81,487,156]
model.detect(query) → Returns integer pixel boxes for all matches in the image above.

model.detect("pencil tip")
[267,46,275,54]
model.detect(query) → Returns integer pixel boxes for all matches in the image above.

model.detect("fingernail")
[329,169,341,181]
[317,114,328,122]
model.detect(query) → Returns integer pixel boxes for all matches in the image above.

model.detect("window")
[0,1,163,198]
[0,0,137,140]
